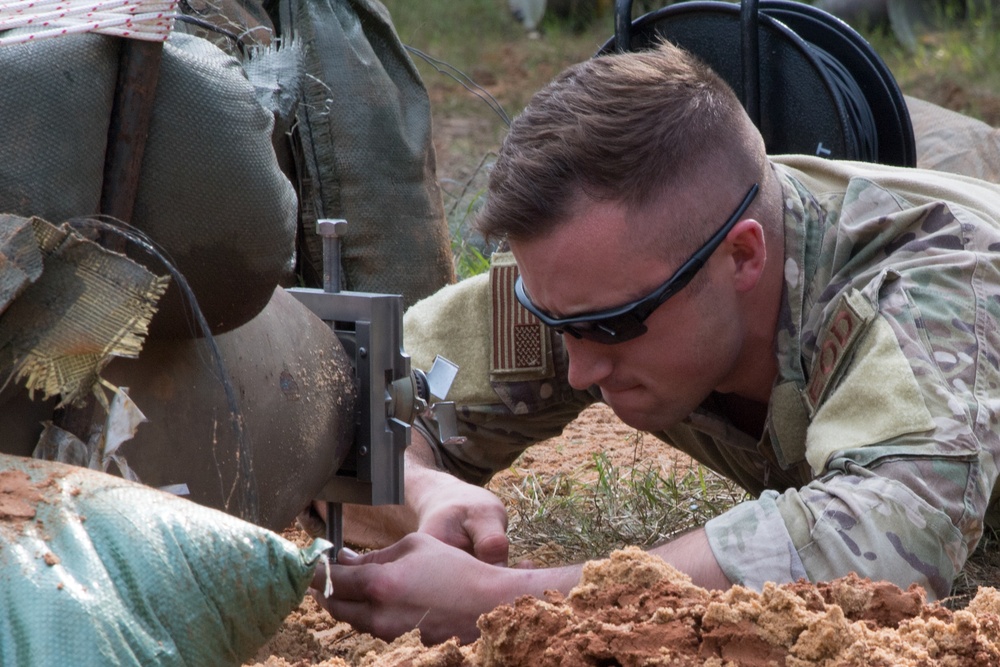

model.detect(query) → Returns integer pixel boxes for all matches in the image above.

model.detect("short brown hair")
[476,40,762,243]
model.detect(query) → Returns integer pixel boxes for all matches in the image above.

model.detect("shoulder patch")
[489,252,554,381]
[804,289,876,414]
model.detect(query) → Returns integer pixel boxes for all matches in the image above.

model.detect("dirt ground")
[245,404,671,666]
[245,406,1000,666]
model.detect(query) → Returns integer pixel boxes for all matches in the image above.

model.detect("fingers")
[335,546,360,562]
[313,535,431,602]
[319,560,373,602]
[311,560,328,591]
[309,589,384,635]
[465,501,509,565]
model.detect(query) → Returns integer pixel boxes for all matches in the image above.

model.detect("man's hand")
[411,471,510,565]
[311,533,526,644]
[324,429,509,560]
[311,528,728,645]
[404,430,510,565]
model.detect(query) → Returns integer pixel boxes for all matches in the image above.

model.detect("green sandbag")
[0,453,326,666]
[291,0,456,306]
[0,31,298,340]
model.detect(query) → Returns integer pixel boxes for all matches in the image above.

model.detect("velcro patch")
[804,289,876,415]
[489,253,553,381]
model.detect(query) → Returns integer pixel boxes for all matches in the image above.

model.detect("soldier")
[313,40,1000,644]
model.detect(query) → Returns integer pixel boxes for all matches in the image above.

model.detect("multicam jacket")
[403,155,1000,600]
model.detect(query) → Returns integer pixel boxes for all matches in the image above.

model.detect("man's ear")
[726,218,767,292]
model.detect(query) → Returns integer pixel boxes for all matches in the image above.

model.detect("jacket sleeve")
[403,270,595,486]
[706,270,999,600]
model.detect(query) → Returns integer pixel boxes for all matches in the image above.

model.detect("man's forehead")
[508,215,670,317]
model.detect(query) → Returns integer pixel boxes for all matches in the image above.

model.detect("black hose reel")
[602,0,916,167]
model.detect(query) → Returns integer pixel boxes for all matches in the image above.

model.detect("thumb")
[334,546,361,563]
[470,530,510,566]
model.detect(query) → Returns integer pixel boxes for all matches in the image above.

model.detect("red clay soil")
[246,405,1000,667]
[248,547,1000,667]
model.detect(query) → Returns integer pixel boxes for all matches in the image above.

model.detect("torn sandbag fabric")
[0,215,168,407]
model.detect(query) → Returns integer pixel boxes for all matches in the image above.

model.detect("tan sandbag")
[908,95,1000,183]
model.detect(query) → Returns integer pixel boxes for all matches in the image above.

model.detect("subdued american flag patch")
[489,253,552,379]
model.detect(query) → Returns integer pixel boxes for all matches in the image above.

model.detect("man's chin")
[601,391,690,433]
[602,401,670,433]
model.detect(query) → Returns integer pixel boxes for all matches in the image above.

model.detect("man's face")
[509,197,748,432]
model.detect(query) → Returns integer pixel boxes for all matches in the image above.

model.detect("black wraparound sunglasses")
[514,183,760,345]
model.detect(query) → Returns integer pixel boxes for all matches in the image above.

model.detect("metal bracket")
[288,287,412,506]
[287,220,461,559]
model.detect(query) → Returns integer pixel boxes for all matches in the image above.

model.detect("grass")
[950,529,1000,604]
[869,1,1000,124]
[491,442,749,567]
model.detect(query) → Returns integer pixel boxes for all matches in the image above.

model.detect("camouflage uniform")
[403,155,1000,600]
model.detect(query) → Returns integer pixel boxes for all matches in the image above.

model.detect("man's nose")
[563,335,614,390]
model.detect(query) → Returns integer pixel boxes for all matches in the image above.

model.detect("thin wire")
[174,13,242,43]
[67,216,260,522]
[443,150,496,218]
[404,45,511,127]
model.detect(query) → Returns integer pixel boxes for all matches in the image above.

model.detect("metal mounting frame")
[287,287,411,506]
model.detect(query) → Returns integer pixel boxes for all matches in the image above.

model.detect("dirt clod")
[0,469,45,524]
[249,547,1000,667]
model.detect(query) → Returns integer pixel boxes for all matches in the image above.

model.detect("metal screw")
[316,218,348,238]
[317,218,347,293]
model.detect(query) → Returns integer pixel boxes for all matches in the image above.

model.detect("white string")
[0,0,177,46]
[321,551,334,598]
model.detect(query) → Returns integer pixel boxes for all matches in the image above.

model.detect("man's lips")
[599,382,642,396]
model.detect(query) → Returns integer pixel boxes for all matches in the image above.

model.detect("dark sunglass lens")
[598,318,647,344]
[561,322,606,343]
[575,323,627,344]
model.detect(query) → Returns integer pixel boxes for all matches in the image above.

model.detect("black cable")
[808,42,880,162]
[174,12,248,57]
[740,0,761,127]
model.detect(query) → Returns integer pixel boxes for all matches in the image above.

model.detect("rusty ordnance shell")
[1,287,357,531]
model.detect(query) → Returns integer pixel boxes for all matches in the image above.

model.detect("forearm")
[648,528,731,590]
[501,528,730,602]
[403,427,462,515]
